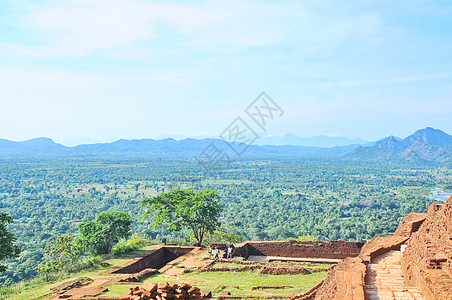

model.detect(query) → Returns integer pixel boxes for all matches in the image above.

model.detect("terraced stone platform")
[364,250,424,300]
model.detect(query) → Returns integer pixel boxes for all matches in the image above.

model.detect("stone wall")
[313,257,366,300]
[109,246,194,274]
[401,195,452,300]
[393,212,427,237]
[233,240,364,259]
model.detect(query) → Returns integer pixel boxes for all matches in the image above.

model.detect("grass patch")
[209,261,330,271]
[99,284,140,297]
[181,270,327,297]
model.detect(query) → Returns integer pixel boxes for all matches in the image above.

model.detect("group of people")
[209,244,234,260]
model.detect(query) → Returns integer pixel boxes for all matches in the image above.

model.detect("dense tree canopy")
[0,157,446,285]
[142,188,223,246]
[0,212,20,272]
[78,210,132,254]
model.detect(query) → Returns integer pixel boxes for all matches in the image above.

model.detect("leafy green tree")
[142,188,223,246]
[78,210,132,255]
[184,225,243,245]
[0,212,20,272]
[36,233,84,274]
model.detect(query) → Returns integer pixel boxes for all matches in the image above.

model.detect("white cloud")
[0,0,296,57]
[0,0,383,58]
[20,0,157,56]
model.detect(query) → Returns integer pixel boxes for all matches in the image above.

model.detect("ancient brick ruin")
[109,246,194,274]
[402,197,452,299]
[294,194,452,300]
[233,240,364,260]
[119,282,208,300]
[43,197,451,300]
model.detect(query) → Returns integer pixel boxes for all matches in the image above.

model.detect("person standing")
[214,247,220,260]
[227,246,232,259]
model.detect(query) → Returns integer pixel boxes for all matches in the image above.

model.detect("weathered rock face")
[401,196,452,300]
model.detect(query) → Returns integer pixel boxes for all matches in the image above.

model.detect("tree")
[184,225,243,245]
[0,212,20,272]
[36,233,84,274]
[142,188,223,246]
[78,210,132,255]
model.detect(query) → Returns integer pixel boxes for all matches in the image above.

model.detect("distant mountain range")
[1,127,451,163]
[0,137,357,157]
[256,134,368,147]
[349,127,452,163]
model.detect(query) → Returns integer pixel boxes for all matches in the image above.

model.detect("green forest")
[0,156,450,286]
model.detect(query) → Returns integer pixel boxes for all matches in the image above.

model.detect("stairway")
[364,250,424,300]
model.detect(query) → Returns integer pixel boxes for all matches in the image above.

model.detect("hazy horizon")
[3,126,450,148]
[4,131,370,147]
[1,1,451,143]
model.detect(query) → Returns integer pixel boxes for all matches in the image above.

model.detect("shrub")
[112,234,154,255]
[286,236,318,242]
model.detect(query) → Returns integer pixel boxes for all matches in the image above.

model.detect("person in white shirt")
[227,246,232,259]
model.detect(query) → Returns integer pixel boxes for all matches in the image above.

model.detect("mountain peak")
[23,137,57,144]
[403,127,452,147]
[349,127,452,164]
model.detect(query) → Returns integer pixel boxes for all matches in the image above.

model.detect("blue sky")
[0,0,451,145]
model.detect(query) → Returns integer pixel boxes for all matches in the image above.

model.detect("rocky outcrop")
[401,195,452,299]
